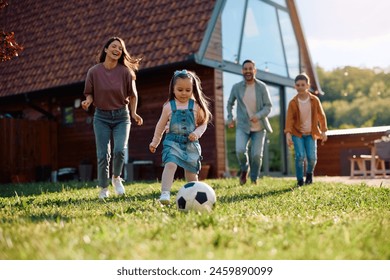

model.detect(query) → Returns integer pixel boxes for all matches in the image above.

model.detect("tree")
[317,66,390,129]
[0,0,23,62]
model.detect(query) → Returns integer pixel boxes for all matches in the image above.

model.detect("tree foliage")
[317,66,390,129]
[0,0,23,62]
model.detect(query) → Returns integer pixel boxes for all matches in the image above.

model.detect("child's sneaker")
[112,176,125,195]
[159,191,170,205]
[305,173,313,185]
[99,188,109,199]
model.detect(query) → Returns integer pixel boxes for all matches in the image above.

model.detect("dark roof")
[0,0,217,97]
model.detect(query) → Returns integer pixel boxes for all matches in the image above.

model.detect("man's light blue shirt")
[227,79,273,134]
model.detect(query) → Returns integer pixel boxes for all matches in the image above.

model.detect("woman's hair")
[97,37,142,79]
[168,70,212,125]
[295,73,310,84]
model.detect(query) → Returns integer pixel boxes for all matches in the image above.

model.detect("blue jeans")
[235,129,266,181]
[292,134,317,181]
[93,107,130,188]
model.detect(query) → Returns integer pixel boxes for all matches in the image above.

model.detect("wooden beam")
[287,0,323,95]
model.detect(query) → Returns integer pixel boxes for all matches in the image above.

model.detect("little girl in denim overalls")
[149,70,212,204]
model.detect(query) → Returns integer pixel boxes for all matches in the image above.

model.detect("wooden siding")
[213,69,227,177]
[204,17,223,62]
[57,107,96,170]
[202,15,226,177]
[0,119,57,183]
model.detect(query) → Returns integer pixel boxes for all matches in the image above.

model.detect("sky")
[294,0,390,71]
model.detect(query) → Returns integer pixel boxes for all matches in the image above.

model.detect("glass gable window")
[223,72,243,120]
[278,9,300,78]
[221,0,246,63]
[270,0,286,7]
[268,85,281,118]
[284,86,297,174]
[221,0,300,79]
[241,0,287,76]
[267,85,282,172]
[285,86,296,109]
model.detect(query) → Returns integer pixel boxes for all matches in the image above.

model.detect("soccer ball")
[176,181,216,213]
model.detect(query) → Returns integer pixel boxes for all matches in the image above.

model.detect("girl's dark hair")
[168,70,212,124]
[97,37,142,79]
[295,73,310,84]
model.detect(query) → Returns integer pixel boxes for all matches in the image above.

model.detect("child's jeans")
[93,107,130,188]
[292,134,317,181]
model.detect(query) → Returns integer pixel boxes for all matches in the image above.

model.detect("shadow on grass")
[0,180,162,198]
[218,186,294,204]
[0,181,98,198]
[0,191,165,223]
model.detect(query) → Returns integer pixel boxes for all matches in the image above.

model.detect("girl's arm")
[189,106,208,141]
[149,103,171,152]
[190,122,207,141]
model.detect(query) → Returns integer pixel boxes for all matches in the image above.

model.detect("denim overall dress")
[162,99,202,174]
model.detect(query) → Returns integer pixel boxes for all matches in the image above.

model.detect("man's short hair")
[242,59,256,68]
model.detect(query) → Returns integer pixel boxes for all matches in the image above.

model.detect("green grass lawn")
[0,178,389,260]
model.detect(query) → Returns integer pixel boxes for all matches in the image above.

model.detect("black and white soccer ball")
[176,181,216,213]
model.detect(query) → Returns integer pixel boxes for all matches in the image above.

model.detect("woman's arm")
[129,80,143,126]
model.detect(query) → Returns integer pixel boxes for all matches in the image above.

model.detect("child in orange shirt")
[285,73,327,187]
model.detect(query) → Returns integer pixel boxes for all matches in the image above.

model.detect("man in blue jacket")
[227,59,273,185]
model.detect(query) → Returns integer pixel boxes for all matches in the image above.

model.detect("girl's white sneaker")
[159,191,170,205]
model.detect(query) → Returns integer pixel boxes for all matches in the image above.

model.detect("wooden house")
[0,0,319,183]
[316,126,390,176]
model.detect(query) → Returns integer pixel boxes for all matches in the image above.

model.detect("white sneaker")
[112,176,125,195]
[99,188,109,199]
[159,191,170,205]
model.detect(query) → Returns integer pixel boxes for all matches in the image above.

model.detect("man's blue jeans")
[292,134,317,181]
[235,129,266,181]
[93,107,130,188]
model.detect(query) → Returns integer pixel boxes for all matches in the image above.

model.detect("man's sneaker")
[99,188,109,199]
[239,171,248,185]
[159,191,170,205]
[297,179,304,187]
[112,176,125,195]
